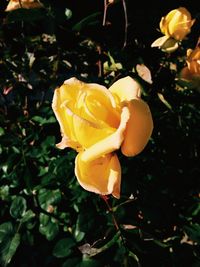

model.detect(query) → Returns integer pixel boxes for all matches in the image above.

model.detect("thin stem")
[103,0,108,27]
[122,0,128,48]
[101,195,119,230]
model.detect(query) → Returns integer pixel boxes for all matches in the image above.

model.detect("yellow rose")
[52,76,153,198]
[160,7,195,41]
[179,46,200,88]
[5,0,44,12]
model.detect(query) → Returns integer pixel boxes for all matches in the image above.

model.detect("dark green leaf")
[20,210,35,224]
[0,230,20,267]
[53,238,76,258]
[38,188,61,210]
[72,12,101,32]
[39,217,59,241]
[62,257,80,267]
[0,222,13,244]
[80,258,101,267]
[184,223,200,244]
[10,196,27,219]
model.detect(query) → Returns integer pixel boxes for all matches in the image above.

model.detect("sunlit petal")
[75,152,121,198]
[109,76,141,102]
[81,106,130,162]
[121,99,153,157]
[52,87,77,144]
[71,111,116,148]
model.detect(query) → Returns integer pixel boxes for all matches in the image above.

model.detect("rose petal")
[81,106,130,162]
[75,152,121,198]
[61,77,120,128]
[72,110,116,148]
[52,87,79,146]
[121,99,153,157]
[109,76,141,102]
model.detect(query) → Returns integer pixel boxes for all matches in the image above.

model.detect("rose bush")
[52,76,153,198]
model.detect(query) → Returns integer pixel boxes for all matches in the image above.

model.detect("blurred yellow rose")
[179,46,200,89]
[5,0,44,12]
[160,7,195,41]
[52,76,153,198]
[151,7,195,52]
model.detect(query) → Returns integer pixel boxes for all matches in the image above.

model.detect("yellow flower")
[52,76,153,198]
[179,46,200,88]
[5,0,44,12]
[160,7,195,41]
[151,7,195,52]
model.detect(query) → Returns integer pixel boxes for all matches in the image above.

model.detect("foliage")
[0,0,200,266]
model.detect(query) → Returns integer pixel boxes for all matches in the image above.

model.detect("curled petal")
[75,152,121,198]
[121,99,153,157]
[71,111,116,148]
[52,87,79,147]
[109,76,141,102]
[81,106,130,162]
[56,136,82,152]
[62,77,119,126]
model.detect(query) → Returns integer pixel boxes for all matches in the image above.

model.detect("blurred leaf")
[39,214,59,241]
[0,222,20,266]
[62,257,80,267]
[0,222,13,244]
[38,188,61,210]
[73,228,85,242]
[31,116,56,125]
[0,233,20,266]
[72,12,101,32]
[0,127,5,136]
[10,196,27,219]
[0,186,10,201]
[184,223,200,244]
[157,93,172,110]
[80,258,101,267]
[65,8,72,20]
[20,210,35,224]
[53,238,76,258]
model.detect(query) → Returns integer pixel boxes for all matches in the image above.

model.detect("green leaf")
[184,223,200,244]
[31,116,56,125]
[0,222,13,244]
[80,257,101,267]
[1,233,21,266]
[62,257,80,267]
[0,186,10,201]
[73,228,85,242]
[72,12,101,32]
[0,127,5,136]
[0,223,21,266]
[20,210,35,224]
[128,251,140,265]
[53,238,76,258]
[38,188,61,210]
[39,216,59,241]
[10,196,27,219]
